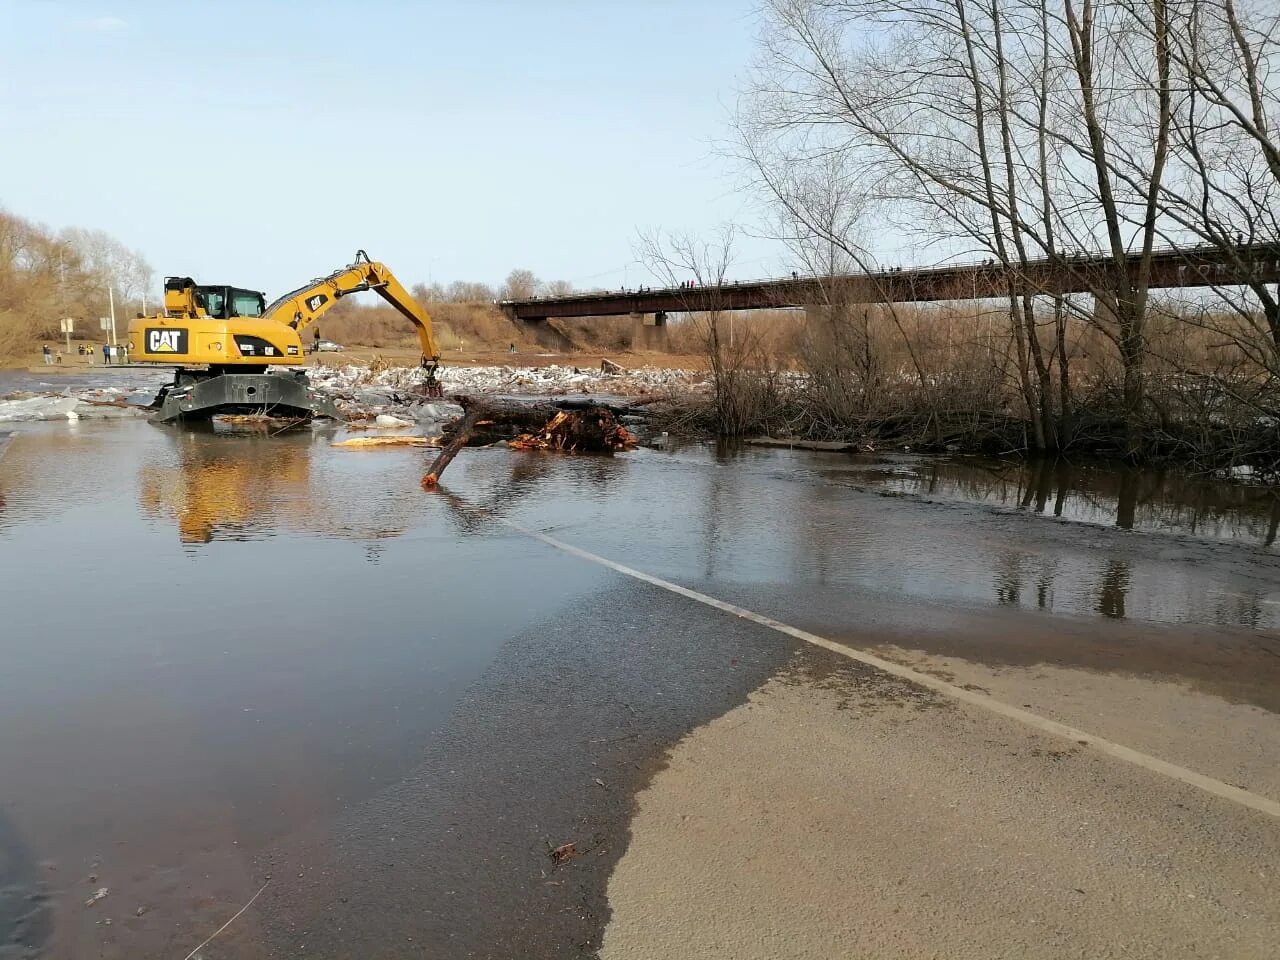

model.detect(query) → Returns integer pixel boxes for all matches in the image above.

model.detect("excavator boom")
[263,250,439,362]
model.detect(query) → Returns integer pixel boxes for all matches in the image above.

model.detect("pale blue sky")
[0,0,784,297]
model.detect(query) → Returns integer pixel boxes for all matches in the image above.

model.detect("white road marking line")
[505,519,1280,820]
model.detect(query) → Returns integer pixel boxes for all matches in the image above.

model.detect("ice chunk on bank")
[0,394,148,422]
[0,396,80,422]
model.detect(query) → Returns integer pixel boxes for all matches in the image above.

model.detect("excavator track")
[150,369,341,422]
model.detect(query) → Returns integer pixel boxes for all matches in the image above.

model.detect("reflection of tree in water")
[1209,592,1265,630]
[1035,565,1055,610]
[868,455,1280,546]
[1095,559,1131,619]
[993,549,1059,612]
[0,433,11,526]
[433,449,623,536]
[1019,459,1059,514]
[1115,470,1140,530]
[993,550,1023,607]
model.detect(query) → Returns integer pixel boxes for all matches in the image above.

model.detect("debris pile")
[509,409,638,452]
[310,362,708,401]
[549,842,578,864]
[423,397,641,487]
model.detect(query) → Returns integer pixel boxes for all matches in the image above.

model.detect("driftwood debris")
[509,409,637,452]
[422,396,639,487]
[333,435,441,448]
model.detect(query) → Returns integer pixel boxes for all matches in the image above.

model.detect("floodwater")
[1,393,1279,957]
[822,452,1280,547]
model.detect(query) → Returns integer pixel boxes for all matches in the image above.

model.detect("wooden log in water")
[422,405,483,488]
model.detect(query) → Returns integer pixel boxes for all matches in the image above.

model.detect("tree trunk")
[1054,296,1072,443]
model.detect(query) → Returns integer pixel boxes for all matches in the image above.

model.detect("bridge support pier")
[632,311,669,351]
[519,317,575,352]
[804,304,829,326]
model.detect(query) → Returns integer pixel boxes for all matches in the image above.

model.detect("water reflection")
[137,426,313,543]
[136,424,423,547]
[1096,559,1131,619]
[504,441,1280,629]
[831,454,1280,548]
[1,423,1275,633]
[0,418,618,959]
[0,432,10,524]
[436,446,623,537]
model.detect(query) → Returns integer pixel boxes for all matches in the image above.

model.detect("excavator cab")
[163,277,266,320]
[196,286,266,319]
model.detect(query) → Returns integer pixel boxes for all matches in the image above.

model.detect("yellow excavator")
[127,250,440,422]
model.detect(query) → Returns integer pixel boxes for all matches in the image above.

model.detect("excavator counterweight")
[128,251,441,422]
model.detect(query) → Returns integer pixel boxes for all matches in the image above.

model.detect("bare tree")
[542,278,574,298]
[738,0,1185,456]
[411,281,448,304]
[62,226,153,301]
[500,268,539,301]
[445,280,496,303]
[0,209,155,357]
[1156,0,1280,359]
[637,225,785,436]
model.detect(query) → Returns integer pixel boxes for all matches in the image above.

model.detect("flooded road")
[1,403,1278,958]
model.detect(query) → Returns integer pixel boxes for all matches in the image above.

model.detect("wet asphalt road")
[241,582,800,958]
[1,411,1278,958]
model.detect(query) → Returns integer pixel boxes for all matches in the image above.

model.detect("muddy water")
[0,419,616,958]
[0,415,1278,957]
[484,440,1280,627]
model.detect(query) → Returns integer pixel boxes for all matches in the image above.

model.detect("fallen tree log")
[422,405,484,488]
[441,397,563,441]
[422,396,638,488]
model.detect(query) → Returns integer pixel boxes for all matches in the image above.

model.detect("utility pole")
[107,283,117,346]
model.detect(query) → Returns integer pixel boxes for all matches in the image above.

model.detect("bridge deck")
[501,245,1280,321]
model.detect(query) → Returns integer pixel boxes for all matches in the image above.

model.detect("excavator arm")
[263,250,441,381]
